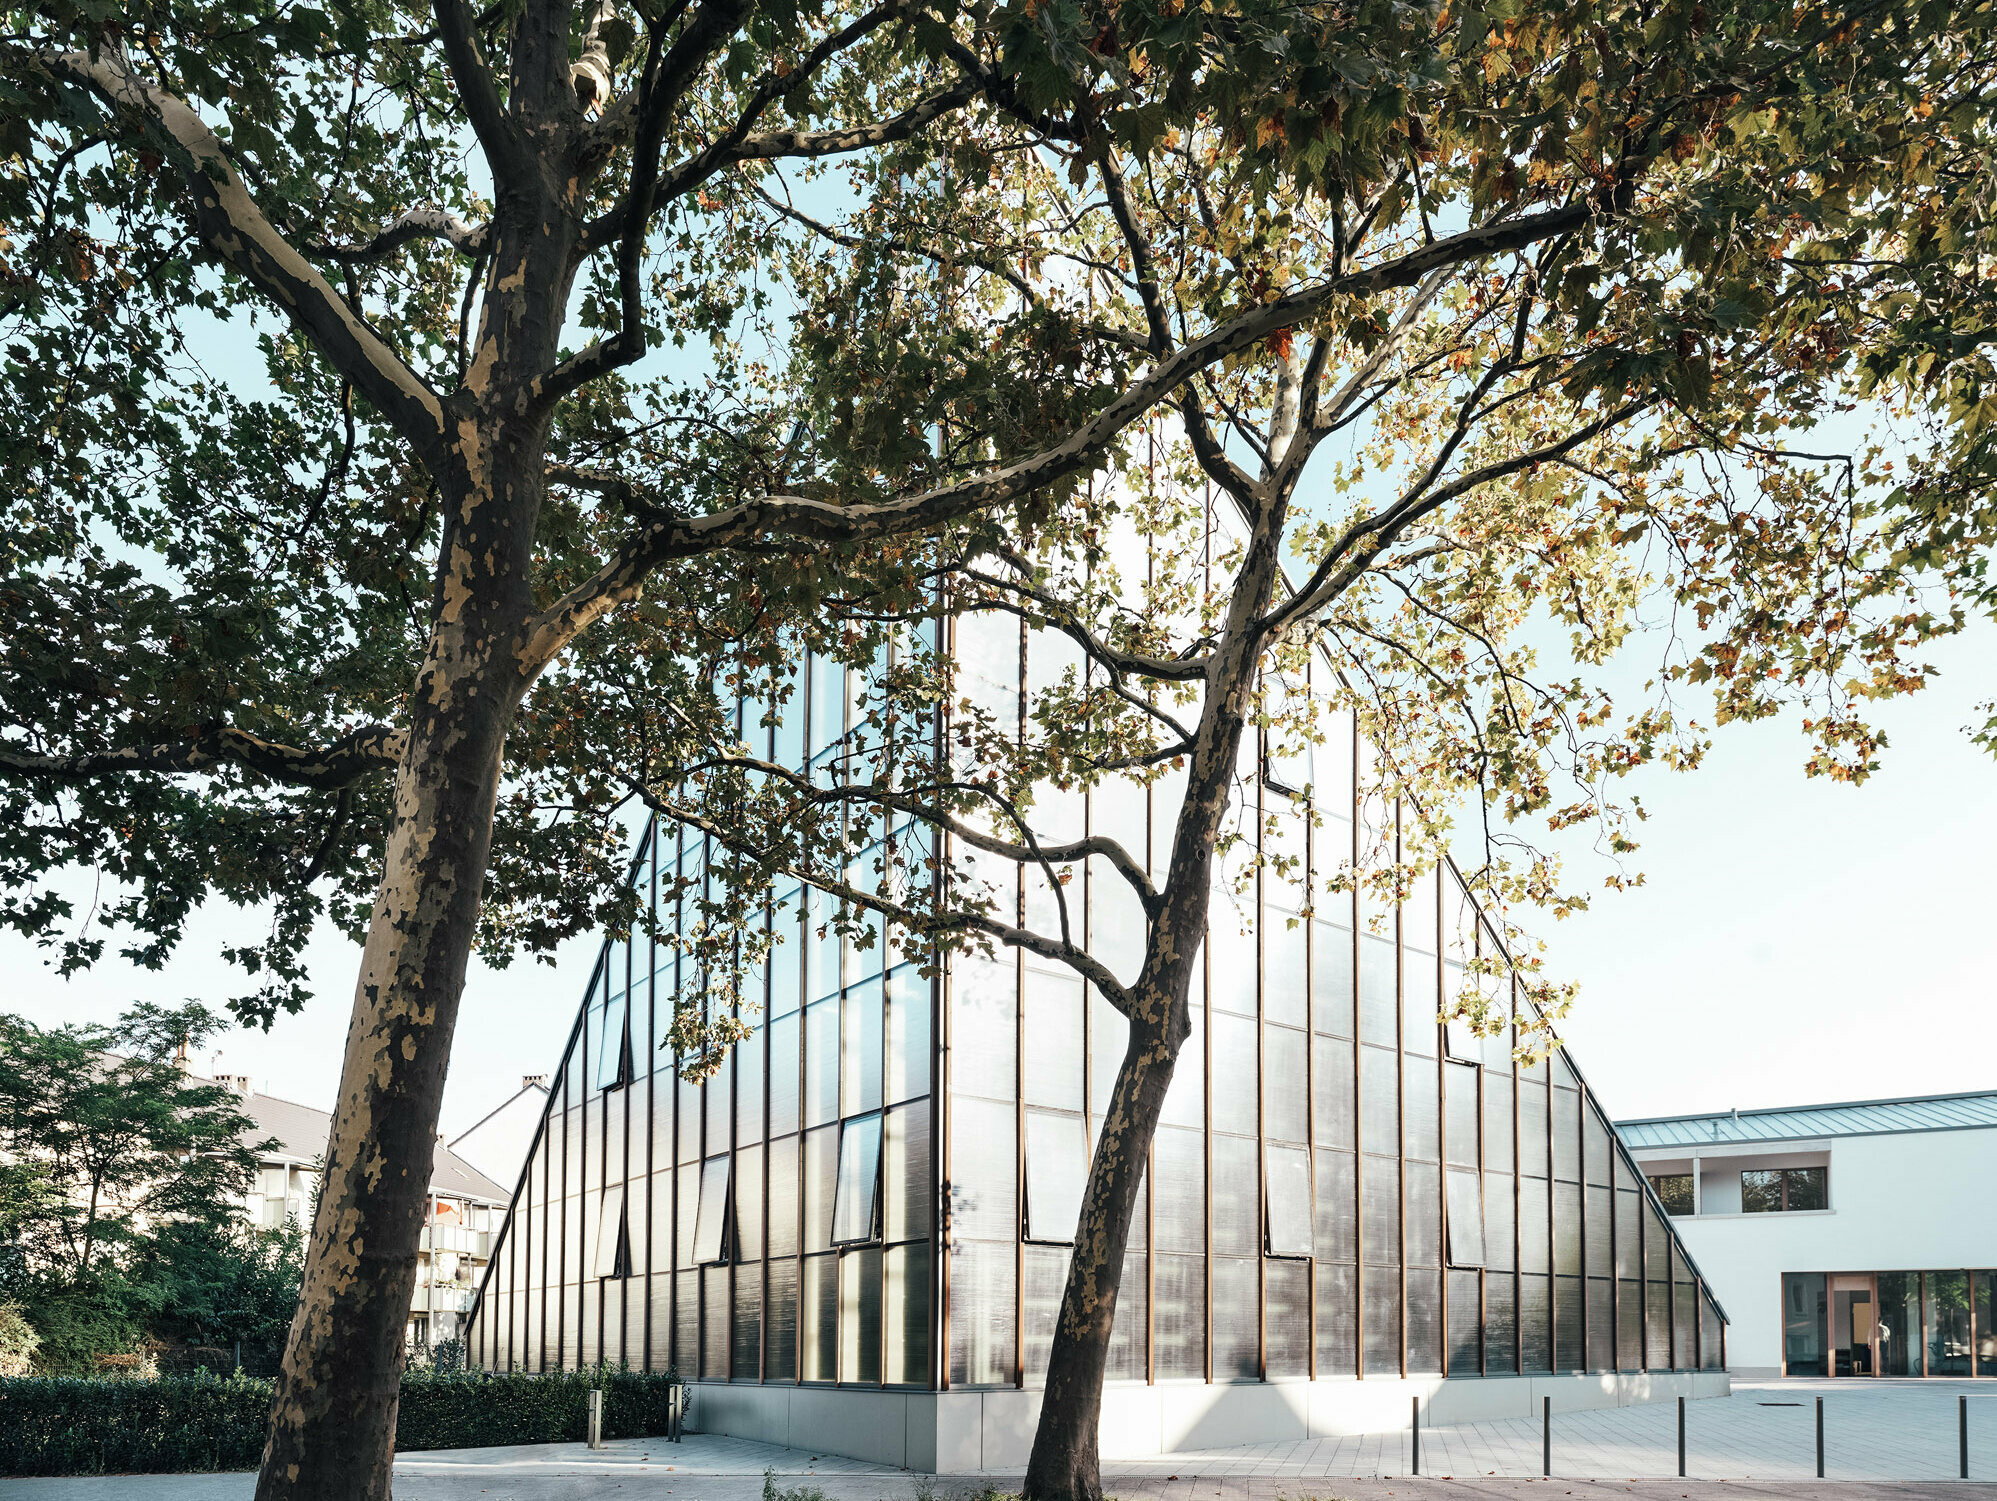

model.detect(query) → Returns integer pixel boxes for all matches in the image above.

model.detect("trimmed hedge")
[0,1366,686,1477]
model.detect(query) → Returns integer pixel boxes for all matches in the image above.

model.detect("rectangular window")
[1741,1166,1826,1213]
[1265,1143,1314,1257]
[1446,1167,1485,1268]
[595,993,630,1092]
[691,1155,732,1264]
[831,1111,884,1244]
[1024,1108,1089,1244]
[1648,1173,1694,1215]
[593,1185,630,1279]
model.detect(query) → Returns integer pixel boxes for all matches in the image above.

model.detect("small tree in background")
[0,1003,270,1370]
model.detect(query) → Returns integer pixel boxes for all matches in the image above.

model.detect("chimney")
[524,1074,549,1090]
[216,1073,254,1097]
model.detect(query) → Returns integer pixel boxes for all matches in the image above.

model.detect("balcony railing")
[419,1225,490,1257]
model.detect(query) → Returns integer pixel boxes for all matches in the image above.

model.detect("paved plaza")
[6,1380,1997,1499]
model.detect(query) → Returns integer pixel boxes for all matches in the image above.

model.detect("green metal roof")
[1617,1089,1997,1149]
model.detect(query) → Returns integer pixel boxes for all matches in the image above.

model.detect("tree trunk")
[253,695,512,1501]
[1022,1013,1183,1501]
[254,435,543,1498]
[1022,490,1289,1501]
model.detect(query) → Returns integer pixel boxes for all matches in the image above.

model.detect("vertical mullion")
[1395,801,1407,1378]
[1509,971,1522,1376]
[1302,686,1316,1381]
[645,822,658,1371]
[1255,708,1267,1382]
[1348,711,1364,1378]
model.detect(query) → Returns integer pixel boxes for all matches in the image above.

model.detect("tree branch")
[517,197,1612,674]
[1259,399,1653,640]
[433,0,535,189]
[46,45,447,460]
[626,775,1139,1013]
[0,724,406,792]
[303,208,492,262]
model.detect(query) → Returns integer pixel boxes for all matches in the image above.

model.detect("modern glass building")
[467,515,1731,1467]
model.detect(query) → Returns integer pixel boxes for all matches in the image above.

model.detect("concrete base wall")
[686,1370,1733,1473]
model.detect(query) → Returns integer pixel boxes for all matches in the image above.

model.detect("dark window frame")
[1648,1172,1694,1216]
[691,1154,734,1263]
[830,1110,884,1246]
[594,992,632,1093]
[1741,1165,1827,1213]
[593,1183,631,1280]
[1264,1142,1315,1258]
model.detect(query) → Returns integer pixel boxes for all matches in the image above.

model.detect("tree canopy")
[2,0,1994,1491]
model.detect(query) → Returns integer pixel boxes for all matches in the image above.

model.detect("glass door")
[1830,1274,1877,1376]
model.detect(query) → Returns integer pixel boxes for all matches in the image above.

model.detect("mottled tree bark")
[254,700,510,1500]
[255,167,578,1490]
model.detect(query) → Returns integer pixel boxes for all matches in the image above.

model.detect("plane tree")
[0,0,1991,1497]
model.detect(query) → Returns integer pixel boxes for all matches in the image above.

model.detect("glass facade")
[1785,1269,1997,1377]
[466,528,1728,1390]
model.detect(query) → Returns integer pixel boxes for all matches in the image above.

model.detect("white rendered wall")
[687,1371,1732,1472]
[1632,1126,1997,1374]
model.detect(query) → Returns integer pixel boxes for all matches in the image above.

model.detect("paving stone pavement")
[1082,1380,1997,1484]
[7,1379,1997,1498]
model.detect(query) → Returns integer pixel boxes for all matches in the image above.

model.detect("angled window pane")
[691,1155,732,1264]
[1024,1108,1089,1244]
[1265,1143,1314,1257]
[831,1111,884,1245]
[593,1184,629,1278]
[1444,1060,1481,1168]
[1446,1168,1486,1268]
[595,992,630,1092]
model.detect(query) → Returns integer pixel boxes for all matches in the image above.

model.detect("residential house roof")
[191,1073,511,1205]
[1617,1089,1997,1150]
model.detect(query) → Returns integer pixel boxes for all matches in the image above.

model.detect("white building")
[1619,1090,1997,1378]
[448,1075,551,1187]
[199,1071,512,1352]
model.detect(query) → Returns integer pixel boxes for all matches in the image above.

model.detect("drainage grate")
[1758,1401,1804,1407]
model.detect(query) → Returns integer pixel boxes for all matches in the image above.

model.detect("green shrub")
[0,1366,686,1477]
[0,1371,273,1475]
[0,1303,39,1376]
[21,1287,146,1375]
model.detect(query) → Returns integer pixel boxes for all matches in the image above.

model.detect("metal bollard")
[1962,1394,1970,1481]
[1412,1396,1421,1475]
[1815,1395,1825,1479]
[1677,1395,1686,1478]
[587,1388,604,1450]
[1543,1395,1552,1478]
